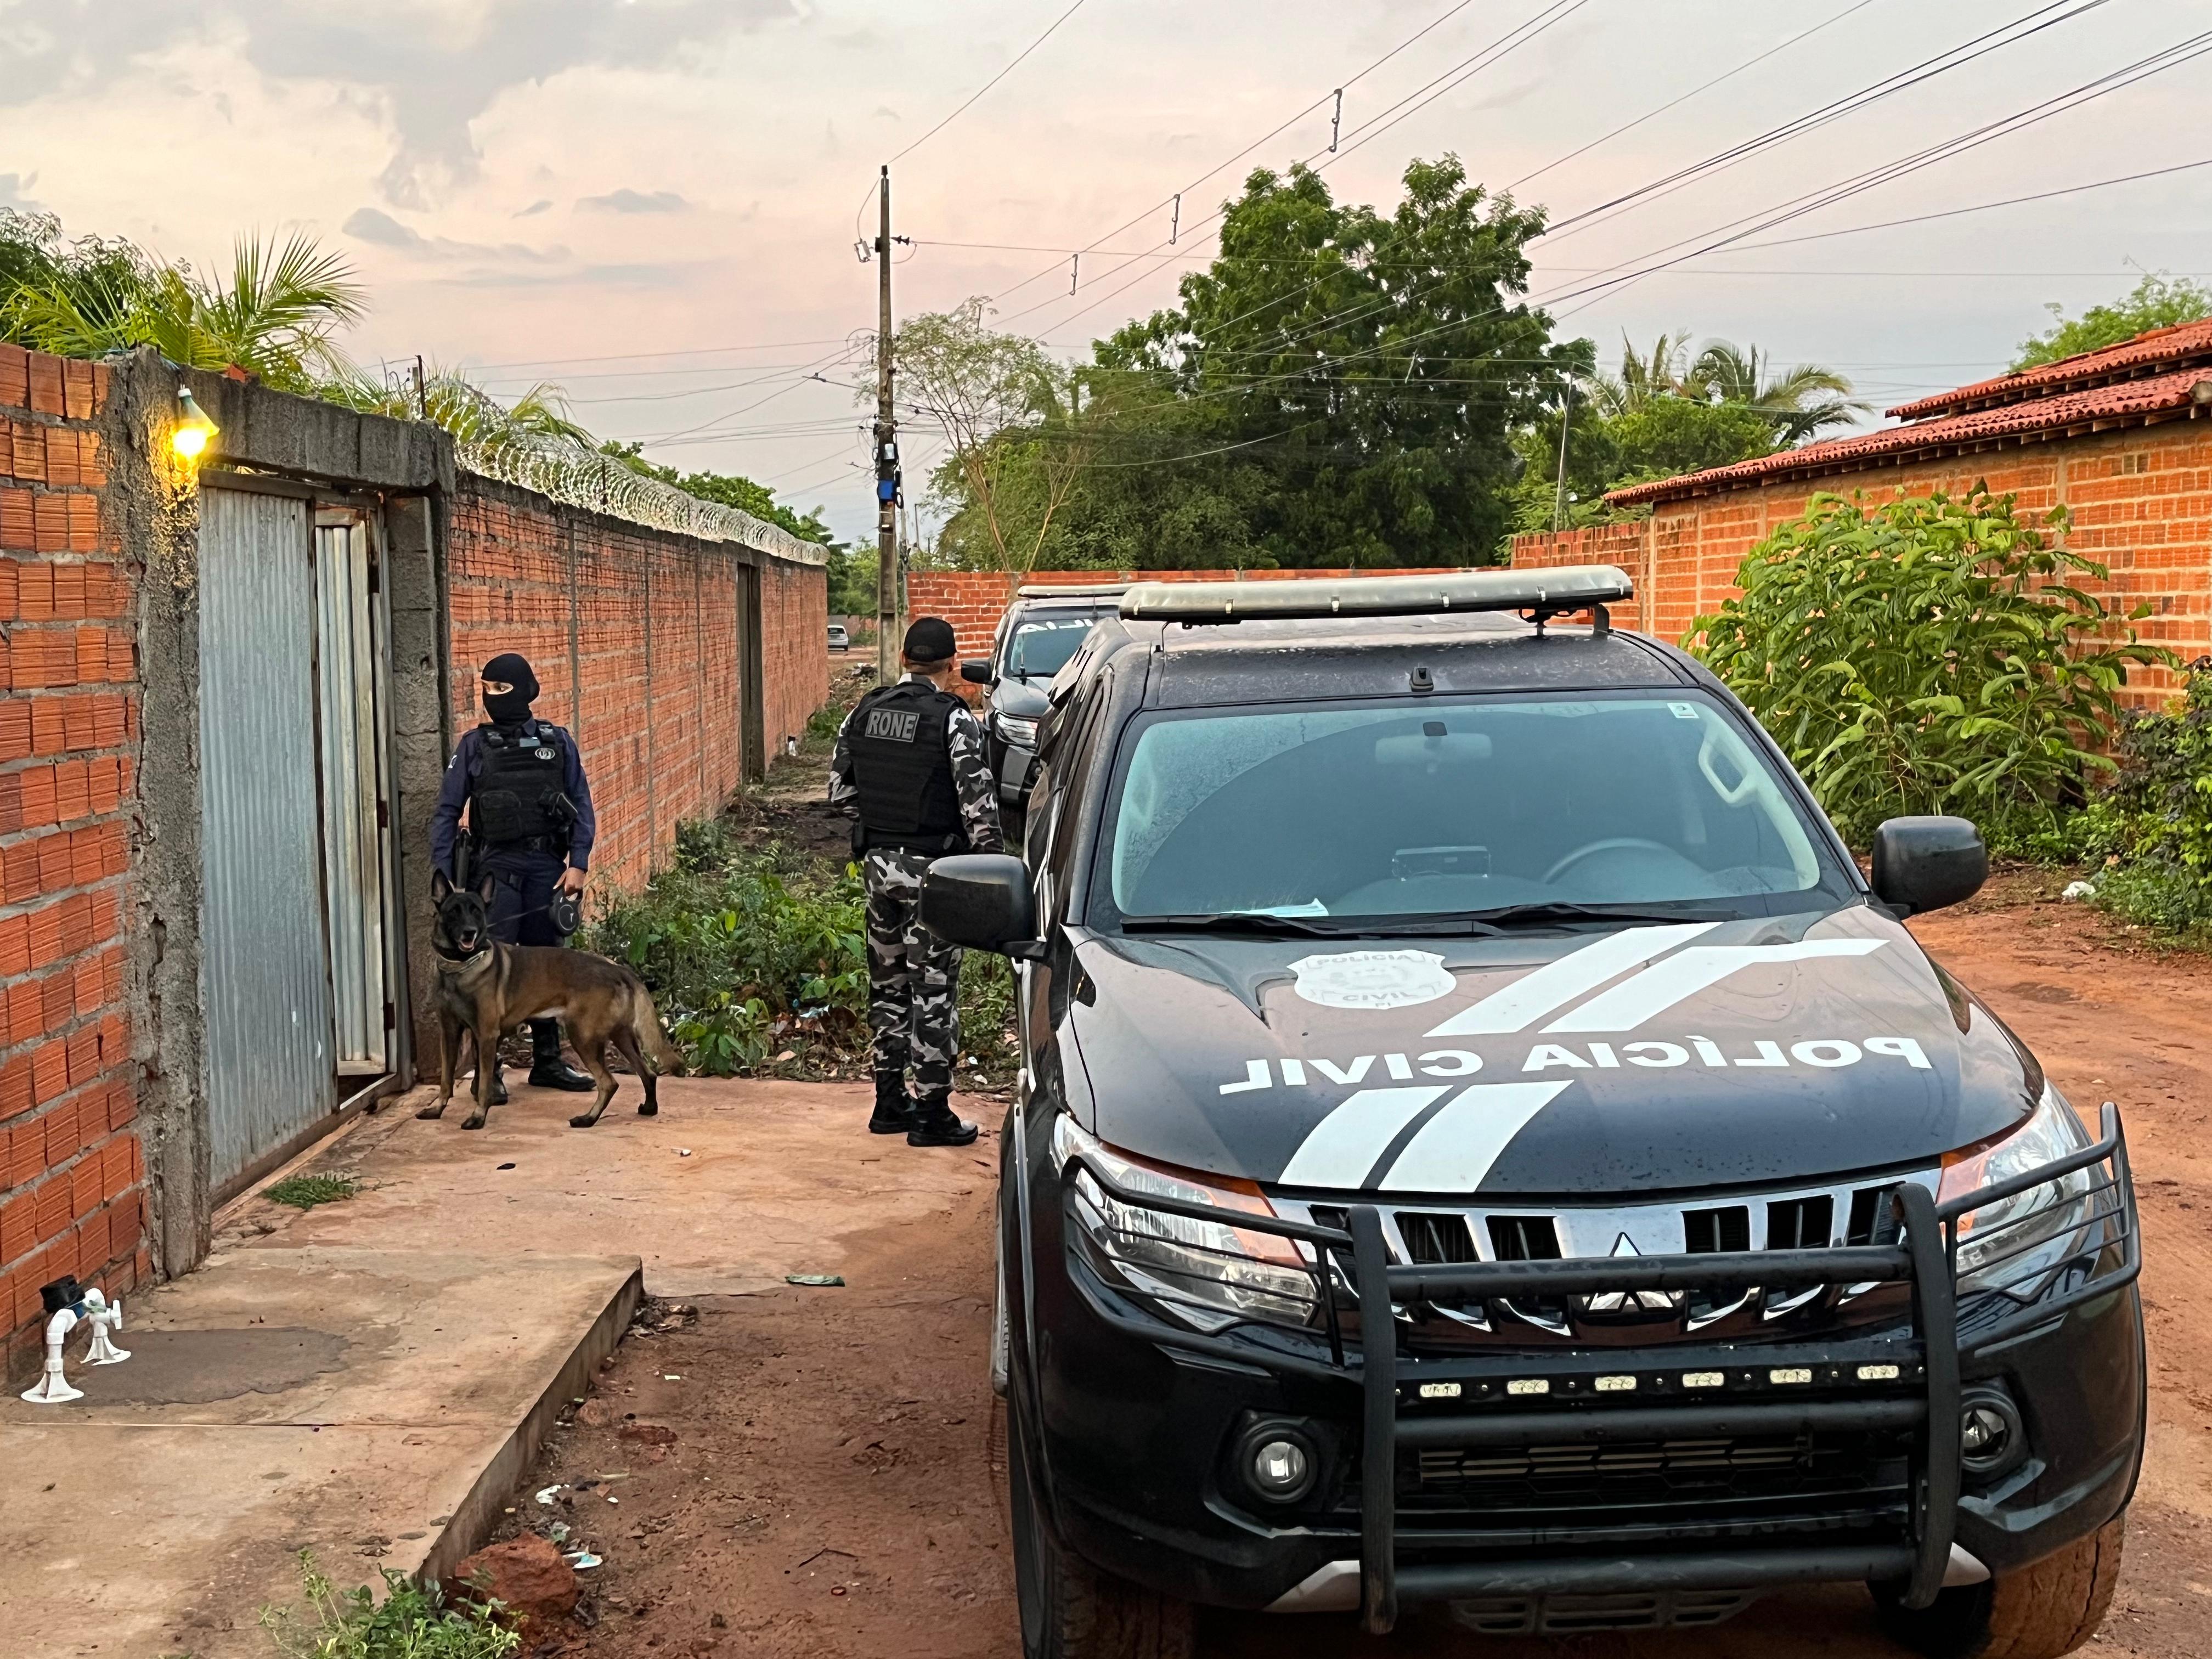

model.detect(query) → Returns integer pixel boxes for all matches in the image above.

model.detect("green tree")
[876,298,1094,576]
[2012,272,2212,371]
[4,227,364,393]
[1688,487,2167,845]
[1064,156,1583,568]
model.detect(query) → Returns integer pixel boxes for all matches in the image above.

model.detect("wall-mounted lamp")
[172,385,219,460]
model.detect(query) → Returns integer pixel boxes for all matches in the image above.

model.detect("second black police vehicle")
[963,585,1127,842]
[920,568,2143,1659]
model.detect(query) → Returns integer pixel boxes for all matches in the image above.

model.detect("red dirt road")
[510,883,2212,1658]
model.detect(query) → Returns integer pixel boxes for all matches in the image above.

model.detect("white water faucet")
[20,1283,129,1404]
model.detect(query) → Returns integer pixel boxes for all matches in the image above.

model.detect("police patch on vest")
[865,709,922,743]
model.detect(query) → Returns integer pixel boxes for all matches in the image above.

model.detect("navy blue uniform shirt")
[430,720,597,880]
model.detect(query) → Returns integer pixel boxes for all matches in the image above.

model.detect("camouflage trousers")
[862,849,963,1096]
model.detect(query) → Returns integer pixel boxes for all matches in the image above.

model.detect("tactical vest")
[471,720,571,849]
[850,681,965,853]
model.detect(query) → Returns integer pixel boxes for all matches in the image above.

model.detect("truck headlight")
[1054,1115,1318,1333]
[993,711,1040,749]
[1939,1081,2107,1299]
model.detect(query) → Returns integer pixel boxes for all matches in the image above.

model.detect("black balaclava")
[482,652,539,726]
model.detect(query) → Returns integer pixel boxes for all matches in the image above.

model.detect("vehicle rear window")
[1005,613,1107,679]
[1093,694,1850,925]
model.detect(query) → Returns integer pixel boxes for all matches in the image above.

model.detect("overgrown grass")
[584,836,866,1076]
[266,1173,360,1210]
[588,810,1019,1085]
[259,1551,519,1659]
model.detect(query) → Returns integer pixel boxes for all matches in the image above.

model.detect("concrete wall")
[1508,428,2212,708]
[0,345,150,1373]
[443,478,826,898]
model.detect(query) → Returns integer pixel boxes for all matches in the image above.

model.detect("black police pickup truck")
[920,567,2143,1659]
[963,585,1129,842]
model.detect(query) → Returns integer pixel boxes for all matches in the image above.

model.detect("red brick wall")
[906,567,1441,660]
[761,556,828,761]
[1509,426,2212,709]
[445,478,827,896]
[0,343,148,1370]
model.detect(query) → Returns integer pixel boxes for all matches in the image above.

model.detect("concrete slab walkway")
[0,1074,990,1659]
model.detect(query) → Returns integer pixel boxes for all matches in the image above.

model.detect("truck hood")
[1063,905,2039,1196]
[989,673,1053,720]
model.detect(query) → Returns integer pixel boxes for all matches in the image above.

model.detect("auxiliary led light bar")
[1117,565,1634,625]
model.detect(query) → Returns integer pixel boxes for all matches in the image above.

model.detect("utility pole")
[873,165,899,684]
[1551,380,1577,534]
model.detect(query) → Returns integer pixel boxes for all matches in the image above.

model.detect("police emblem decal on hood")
[1288,950,1457,1011]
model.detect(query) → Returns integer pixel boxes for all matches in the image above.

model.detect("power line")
[1539,0,2115,245]
[1733,154,2212,250]
[889,0,1091,165]
[998,0,1595,337]
[1506,0,1884,191]
[977,0,1507,313]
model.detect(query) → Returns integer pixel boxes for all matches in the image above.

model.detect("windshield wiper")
[1432,901,1736,931]
[1120,912,1371,938]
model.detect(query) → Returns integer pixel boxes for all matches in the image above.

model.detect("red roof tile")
[1607,365,2212,506]
[1886,318,2212,420]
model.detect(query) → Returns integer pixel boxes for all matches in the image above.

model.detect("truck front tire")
[1874,1514,2125,1659]
[1009,1402,1193,1659]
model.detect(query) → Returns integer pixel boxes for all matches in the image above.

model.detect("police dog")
[421,869,684,1130]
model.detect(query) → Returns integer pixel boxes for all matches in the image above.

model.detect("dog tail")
[633,984,687,1076]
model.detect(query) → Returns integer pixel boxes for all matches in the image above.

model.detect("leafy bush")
[2046,665,2212,939]
[1688,487,2169,847]
[259,1552,518,1659]
[583,839,866,1074]
[2104,664,2212,881]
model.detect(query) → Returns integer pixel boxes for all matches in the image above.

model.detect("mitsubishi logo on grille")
[1582,1233,1680,1314]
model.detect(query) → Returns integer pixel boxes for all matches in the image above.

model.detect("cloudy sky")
[4,0,2209,540]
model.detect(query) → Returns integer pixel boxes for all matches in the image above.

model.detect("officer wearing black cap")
[828,617,1001,1147]
[429,652,598,1097]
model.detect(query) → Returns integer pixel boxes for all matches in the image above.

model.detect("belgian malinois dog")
[421,869,685,1130]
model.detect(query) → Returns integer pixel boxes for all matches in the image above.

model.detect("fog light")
[1959,1391,2025,1476]
[1253,1438,1309,1496]
[1234,1420,1320,1506]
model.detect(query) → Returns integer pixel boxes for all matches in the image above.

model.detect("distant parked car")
[827,623,850,652]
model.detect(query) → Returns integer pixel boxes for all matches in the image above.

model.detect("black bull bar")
[1064,1103,2138,1634]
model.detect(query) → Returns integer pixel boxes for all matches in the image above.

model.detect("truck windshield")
[1095,694,1852,927]
[1005,614,1106,679]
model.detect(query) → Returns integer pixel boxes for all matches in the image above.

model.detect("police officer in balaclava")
[828,617,1001,1147]
[428,652,598,1097]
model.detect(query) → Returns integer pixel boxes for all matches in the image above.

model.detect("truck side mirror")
[961,659,993,685]
[921,854,1041,957]
[1870,816,1987,916]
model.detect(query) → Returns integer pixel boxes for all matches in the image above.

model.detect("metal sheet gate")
[199,483,400,1192]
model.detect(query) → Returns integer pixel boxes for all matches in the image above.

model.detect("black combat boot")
[528,1019,595,1091]
[870,1071,914,1135]
[907,1090,979,1148]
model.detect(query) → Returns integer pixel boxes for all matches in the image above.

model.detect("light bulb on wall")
[172,386,218,460]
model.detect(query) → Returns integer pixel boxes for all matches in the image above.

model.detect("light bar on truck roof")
[1116,565,1633,624]
[1015,583,1131,598]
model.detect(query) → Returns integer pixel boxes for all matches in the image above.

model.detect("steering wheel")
[1543,838,1679,885]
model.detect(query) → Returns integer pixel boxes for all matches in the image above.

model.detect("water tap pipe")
[19,1287,128,1404]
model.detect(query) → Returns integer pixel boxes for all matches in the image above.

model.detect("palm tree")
[319,366,594,448]
[1685,340,1866,445]
[2,230,364,392]
[1587,330,1695,417]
